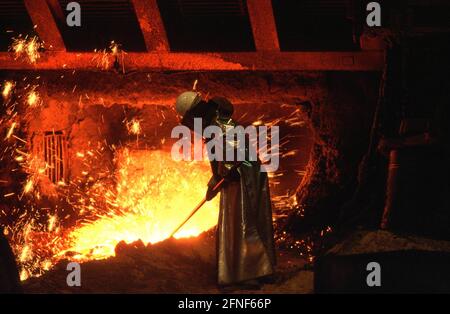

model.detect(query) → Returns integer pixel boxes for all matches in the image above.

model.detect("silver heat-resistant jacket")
[210,117,276,285]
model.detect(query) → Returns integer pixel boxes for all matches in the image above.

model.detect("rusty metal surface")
[130,0,170,51]
[247,0,280,51]
[23,0,66,51]
[0,51,383,71]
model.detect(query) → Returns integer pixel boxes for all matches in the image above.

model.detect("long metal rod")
[169,178,225,238]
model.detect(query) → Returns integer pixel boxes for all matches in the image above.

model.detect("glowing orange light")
[2,81,14,98]
[27,90,40,107]
[20,269,29,281]
[23,179,34,194]
[110,41,120,55]
[127,119,142,135]
[62,149,219,261]
[26,37,40,63]
[47,215,58,232]
[12,38,25,55]
[6,122,16,139]
[11,36,41,63]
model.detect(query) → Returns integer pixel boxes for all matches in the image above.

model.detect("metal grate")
[42,131,66,184]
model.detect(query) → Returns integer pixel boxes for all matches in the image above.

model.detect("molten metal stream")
[63,149,219,261]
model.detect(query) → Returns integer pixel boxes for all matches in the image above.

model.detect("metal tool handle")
[169,178,225,238]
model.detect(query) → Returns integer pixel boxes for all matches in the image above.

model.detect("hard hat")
[175,91,202,117]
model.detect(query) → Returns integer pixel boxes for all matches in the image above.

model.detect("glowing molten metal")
[62,149,219,261]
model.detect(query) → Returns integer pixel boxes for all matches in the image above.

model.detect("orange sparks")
[92,41,124,70]
[20,269,29,281]
[23,179,34,194]
[19,244,32,263]
[127,119,142,135]
[11,36,42,63]
[62,149,219,261]
[26,90,41,107]
[5,122,16,139]
[47,215,58,232]
[11,38,25,55]
[11,149,220,279]
[26,37,41,63]
[2,81,14,98]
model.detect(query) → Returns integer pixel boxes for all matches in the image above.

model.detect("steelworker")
[175,91,276,288]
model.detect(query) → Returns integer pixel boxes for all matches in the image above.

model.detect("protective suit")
[0,229,22,293]
[175,92,276,286]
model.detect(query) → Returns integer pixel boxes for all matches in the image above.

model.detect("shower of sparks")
[23,179,34,194]
[26,90,41,107]
[127,118,142,135]
[47,215,59,232]
[2,81,15,99]
[275,224,333,263]
[12,38,25,55]
[10,36,42,64]
[26,37,41,63]
[271,192,299,214]
[126,118,142,147]
[4,147,220,277]
[92,41,124,70]
[1,93,221,277]
[61,149,219,261]
[92,48,111,70]
[0,68,315,281]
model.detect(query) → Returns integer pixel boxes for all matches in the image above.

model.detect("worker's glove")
[218,162,241,182]
[206,175,221,201]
